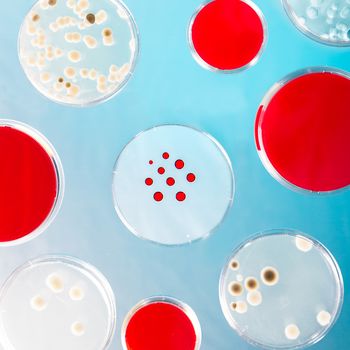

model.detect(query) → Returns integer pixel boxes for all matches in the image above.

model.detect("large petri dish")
[255,67,350,194]
[0,256,116,350]
[219,230,344,349]
[112,125,234,245]
[0,119,64,246]
[18,0,139,106]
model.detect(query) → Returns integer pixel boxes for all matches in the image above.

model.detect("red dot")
[153,192,163,202]
[149,160,153,165]
[187,173,196,183]
[166,177,175,186]
[158,167,165,175]
[145,178,153,186]
[162,152,170,159]
[175,159,184,169]
[176,192,186,202]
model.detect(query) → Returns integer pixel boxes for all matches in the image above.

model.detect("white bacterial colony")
[19,0,138,105]
[284,0,350,44]
[221,233,343,348]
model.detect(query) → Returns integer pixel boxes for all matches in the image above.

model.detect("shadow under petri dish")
[219,230,343,349]
[19,0,139,106]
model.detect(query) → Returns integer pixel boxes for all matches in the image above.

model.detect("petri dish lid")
[18,0,139,106]
[283,0,350,46]
[219,230,344,349]
[0,255,116,350]
[121,296,202,350]
[188,0,267,72]
[112,125,234,245]
[255,67,350,193]
[0,119,64,246]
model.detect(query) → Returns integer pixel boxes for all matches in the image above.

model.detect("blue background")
[0,0,349,349]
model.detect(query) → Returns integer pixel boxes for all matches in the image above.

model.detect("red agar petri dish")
[122,297,201,350]
[255,68,350,193]
[0,120,63,245]
[189,0,267,72]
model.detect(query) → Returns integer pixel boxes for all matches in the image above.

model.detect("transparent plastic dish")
[0,255,116,350]
[219,230,344,349]
[18,0,139,106]
[112,125,234,245]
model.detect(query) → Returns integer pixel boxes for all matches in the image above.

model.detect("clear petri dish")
[112,125,234,245]
[255,67,350,194]
[283,0,350,46]
[188,0,267,72]
[219,230,344,349]
[18,0,139,106]
[0,255,116,350]
[0,119,64,246]
[121,296,202,350]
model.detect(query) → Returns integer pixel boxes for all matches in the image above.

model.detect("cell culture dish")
[255,67,350,193]
[112,125,234,245]
[219,230,343,349]
[122,296,201,350]
[0,120,63,246]
[188,0,267,72]
[0,256,116,350]
[19,0,139,106]
[283,0,350,46]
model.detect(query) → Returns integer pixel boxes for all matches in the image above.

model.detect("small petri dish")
[0,255,116,350]
[283,0,350,46]
[112,125,234,245]
[122,296,202,350]
[255,67,350,193]
[0,119,64,246]
[18,0,139,106]
[188,0,267,72]
[219,230,344,349]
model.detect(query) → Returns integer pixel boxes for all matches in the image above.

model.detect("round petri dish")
[0,255,116,350]
[0,119,64,246]
[18,0,139,106]
[122,296,202,350]
[219,230,344,349]
[112,125,234,245]
[283,0,350,46]
[188,0,267,72]
[255,67,350,193]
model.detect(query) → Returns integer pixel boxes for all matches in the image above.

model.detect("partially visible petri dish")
[122,296,202,350]
[219,230,344,349]
[283,0,350,46]
[0,119,64,246]
[18,0,139,106]
[112,125,234,245]
[255,67,350,194]
[188,0,267,72]
[0,255,116,350]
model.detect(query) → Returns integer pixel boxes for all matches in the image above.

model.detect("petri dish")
[0,119,64,246]
[122,296,202,350]
[255,67,350,193]
[18,0,139,106]
[112,125,234,245]
[188,0,267,72]
[283,0,350,46]
[219,230,344,349]
[0,255,116,350]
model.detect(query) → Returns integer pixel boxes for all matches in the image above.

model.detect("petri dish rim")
[255,66,350,195]
[0,119,65,247]
[219,228,344,350]
[282,0,350,47]
[0,255,117,350]
[111,123,235,247]
[187,0,268,74]
[121,295,202,350]
[17,0,140,108]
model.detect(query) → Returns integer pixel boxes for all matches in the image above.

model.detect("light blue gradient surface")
[0,0,349,349]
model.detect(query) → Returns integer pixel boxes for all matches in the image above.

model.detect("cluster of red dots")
[145,152,196,202]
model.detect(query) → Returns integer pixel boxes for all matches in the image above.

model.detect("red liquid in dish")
[190,0,265,70]
[124,301,198,350]
[0,125,58,242]
[255,71,350,192]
